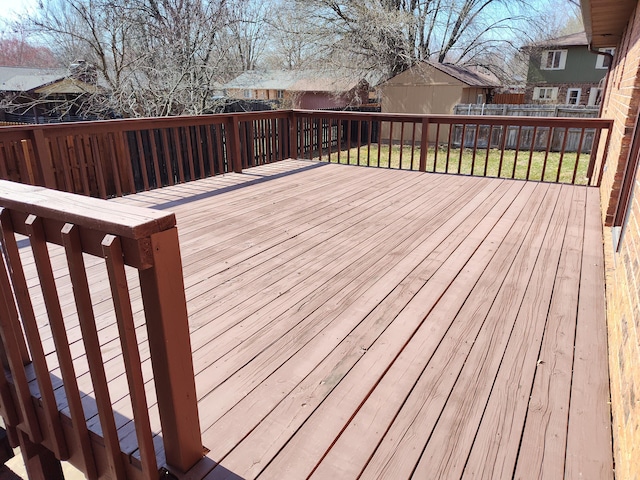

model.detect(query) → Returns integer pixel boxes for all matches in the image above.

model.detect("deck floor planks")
[460,185,577,479]
[309,182,562,480]
[513,181,588,479]
[564,187,612,479]
[10,161,612,480]
[197,179,520,472]
[410,184,577,480]
[231,181,539,480]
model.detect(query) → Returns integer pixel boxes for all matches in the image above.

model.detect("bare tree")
[24,0,241,117]
[290,0,554,77]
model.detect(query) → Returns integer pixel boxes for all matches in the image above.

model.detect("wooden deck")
[21,159,612,479]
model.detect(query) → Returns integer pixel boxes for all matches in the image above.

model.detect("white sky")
[0,0,39,23]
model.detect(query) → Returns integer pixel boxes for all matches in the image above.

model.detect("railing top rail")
[0,180,175,268]
[0,110,291,135]
[291,109,614,128]
[0,180,174,239]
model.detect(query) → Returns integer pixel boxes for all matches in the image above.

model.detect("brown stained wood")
[571,127,586,185]
[172,128,186,183]
[555,127,570,183]
[107,133,123,197]
[6,162,609,480]
[387,122,392,167]
[185,127,196,181]
[513,186,586,480]
[314,187,552,480]
[0,254,43,444]
[20,140,37,185]
[526,126,538,181]
[398,122,404,168]
[61,224,126,480]
[564,187,613,479]
[17,429,64,480]
[138,228,202,472]
[484,125,493,176]
[461,186,574,480]
[160,129,174,186]
[29,129,57,189]
[135,131,150,192]
[89,135,108,199]
[215,125,225,174]
[0,209,67,459]
[102,234,158,480]
[25,215,94,470]
[195,127,205,179]
[0,179,175,240]
[204,126,215,176]
[0,339,20,426]
[114,131,135,194]
[541,127,553,181]
[408,185,566,480]
[512,125,523,178]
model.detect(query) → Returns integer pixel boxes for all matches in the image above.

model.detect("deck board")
[15,160,611,479]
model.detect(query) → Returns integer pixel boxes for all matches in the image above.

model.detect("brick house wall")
[524,82,600,105]
[598,3,640,479]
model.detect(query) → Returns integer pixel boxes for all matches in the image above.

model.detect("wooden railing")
[0,110,613,195]
[0,180,201,478]
[291,111,613,186]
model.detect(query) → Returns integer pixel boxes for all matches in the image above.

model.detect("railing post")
[28,129,57,189]
[138,227,202,472]
[226,116,243,173]
[289,110,298,159]
[419,118,429,172]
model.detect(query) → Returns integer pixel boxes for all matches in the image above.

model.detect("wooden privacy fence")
[0,180,201,479]
[0,110,613,193]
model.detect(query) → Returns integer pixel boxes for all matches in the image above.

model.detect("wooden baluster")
[419,118,429,172]
[161,129,174,186]
[102,235,158,480]
[571,127,586,184]
[0,250,42,444]
[149,130,163,188]
[526,126,538,181]
[25,215,95,475]
[62,224,125,480]
[137,228,202,472]
[0,209,68,459]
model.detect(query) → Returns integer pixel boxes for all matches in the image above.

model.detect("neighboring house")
[523,31,612,106]
[380,61,500,142]
[222,71,370,110]
[580,1,640,480]
[0,64,103,123]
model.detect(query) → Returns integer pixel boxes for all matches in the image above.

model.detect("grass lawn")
[311,144,592,185]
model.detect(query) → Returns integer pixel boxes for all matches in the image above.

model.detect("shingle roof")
[222,70,368,92]
[0,66,67,92]
[426,62,500,87]
[526,31,589,48]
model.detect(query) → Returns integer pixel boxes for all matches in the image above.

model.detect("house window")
[476,93,483,104]
[596,48,615,69]
[276,90,284,99]
[243,89,253,99]
[566,88,581,105]
[541,49,567,70]
[533,86,558,101]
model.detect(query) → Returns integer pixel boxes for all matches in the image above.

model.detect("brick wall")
[524,82,600,105]
[599,3,640,479]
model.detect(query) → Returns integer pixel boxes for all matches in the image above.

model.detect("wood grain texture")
[3,160,611,480]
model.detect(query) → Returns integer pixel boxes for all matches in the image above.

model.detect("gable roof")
[526,31,589,49]
[222,70,368,93]
[0,66,67,92]
[425,62,500,87]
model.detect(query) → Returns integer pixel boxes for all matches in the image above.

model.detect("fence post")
[138,227,202,472]
[226,116,243,173]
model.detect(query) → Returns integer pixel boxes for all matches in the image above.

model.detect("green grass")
[312,145,592,185]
